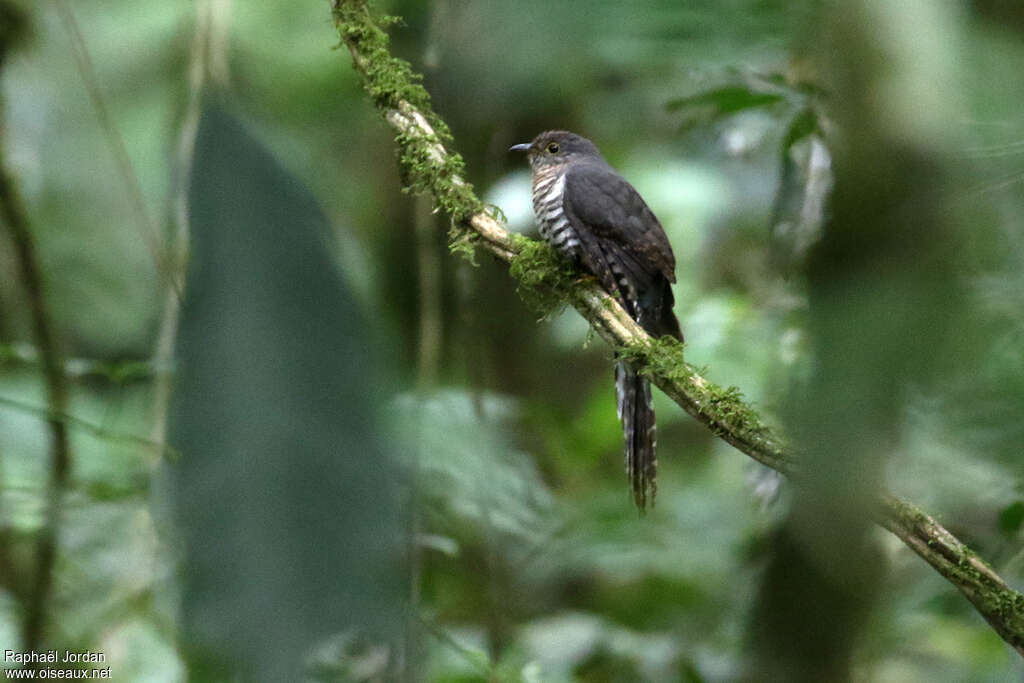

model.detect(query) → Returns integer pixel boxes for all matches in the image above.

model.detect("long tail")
[615,361,657,510]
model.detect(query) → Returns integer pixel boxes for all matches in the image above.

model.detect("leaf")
[167,101,405,679]
[769,107,826,273]
[779,106,819,157]
[999,501,1024,535]
[665,85,785,119]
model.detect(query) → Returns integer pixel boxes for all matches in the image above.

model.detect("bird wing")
[563,162,677,286]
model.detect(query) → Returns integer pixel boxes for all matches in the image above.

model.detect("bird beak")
[508,143,531,153]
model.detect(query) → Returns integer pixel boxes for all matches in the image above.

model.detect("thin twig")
[0,395,173,459]
[0,113,71,664]
[405,12,444,672]
[330,0,1024,655]
[150,0,232,449]
[1,342,162,382]
[418,614,494,677]
[47,0,175,298]
[403,195,439,682]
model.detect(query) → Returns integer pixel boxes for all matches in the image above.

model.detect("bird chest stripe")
[547,174,566,207]
[534,172,565,212]
[551,226,579,250]
[545,173,566,202]
[533,173,570,244]
[532,171,560,202]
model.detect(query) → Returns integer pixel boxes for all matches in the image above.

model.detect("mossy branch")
[330,0,1024,655]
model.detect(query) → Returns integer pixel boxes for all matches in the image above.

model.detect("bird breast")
[531,169,579,257]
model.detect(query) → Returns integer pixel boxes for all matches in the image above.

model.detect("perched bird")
[511,131,683,509]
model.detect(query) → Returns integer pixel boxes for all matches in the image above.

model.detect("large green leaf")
[167,102,405,680]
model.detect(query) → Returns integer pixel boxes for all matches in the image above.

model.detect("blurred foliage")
[0,0,1022,681]
[166,102,405,679]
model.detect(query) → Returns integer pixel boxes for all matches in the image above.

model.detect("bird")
[510,130,683,510]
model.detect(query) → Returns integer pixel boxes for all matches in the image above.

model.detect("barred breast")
[531,168,579,258]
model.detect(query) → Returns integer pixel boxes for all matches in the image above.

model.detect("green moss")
[892,498,1024,638]
[447,228,479,264]
[618,335,687,382]
[332,4,430,114]
[996,592,1024,627]
[507,235,583,317]
[486,204,508,223]
[617,335,784,460]
[333,1,483,223]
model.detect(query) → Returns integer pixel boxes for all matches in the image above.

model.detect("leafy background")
[1,0,1023,681]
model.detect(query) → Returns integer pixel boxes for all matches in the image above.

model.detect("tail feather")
[615,361,657,510]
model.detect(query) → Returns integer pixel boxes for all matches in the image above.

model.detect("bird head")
[509,130,603,171]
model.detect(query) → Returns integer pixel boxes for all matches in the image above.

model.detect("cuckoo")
[511,131,683,509]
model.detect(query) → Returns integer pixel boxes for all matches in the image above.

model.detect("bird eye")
[546,142,560,154]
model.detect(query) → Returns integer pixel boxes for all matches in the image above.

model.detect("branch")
[1,342,162,382]
[0,14,72,655]
[330,0,1024,655]
[0,395,173,460]
[48,0,172,295]
[151,0,231,450]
